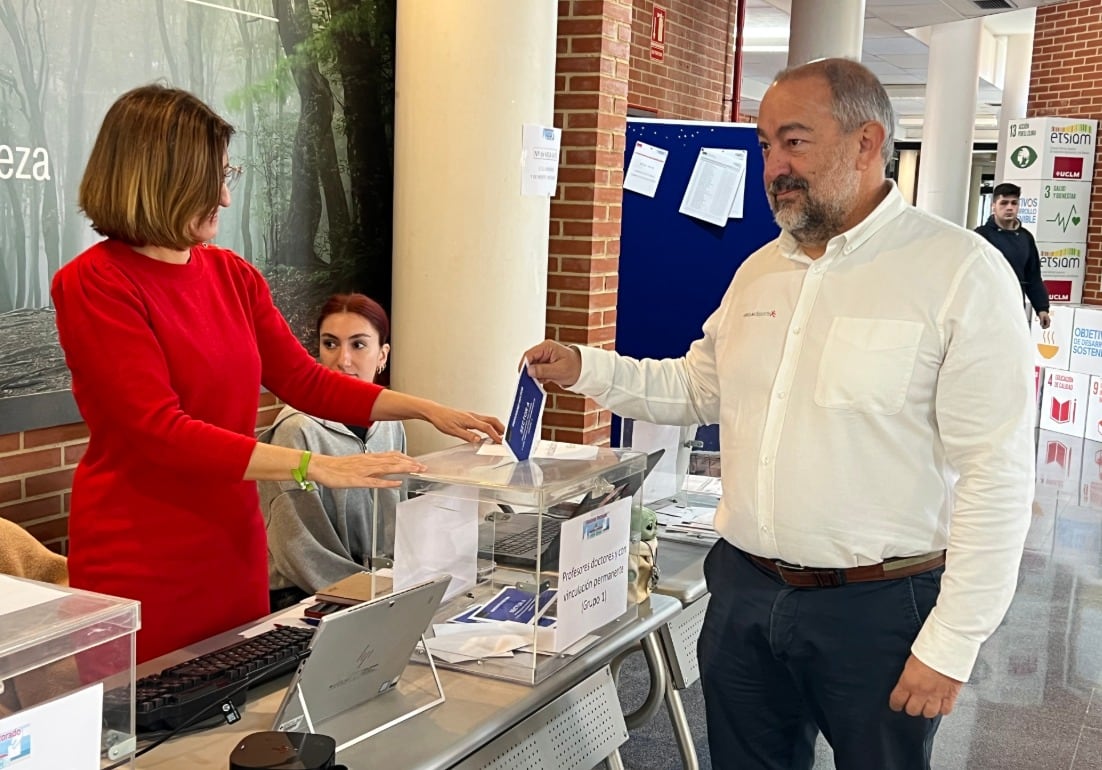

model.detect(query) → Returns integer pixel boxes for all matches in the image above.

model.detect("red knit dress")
[52,240,381,663]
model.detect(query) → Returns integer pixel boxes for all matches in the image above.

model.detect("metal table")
[136,595,681,770]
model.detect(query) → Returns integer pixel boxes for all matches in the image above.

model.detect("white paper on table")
[477,440,598,461]
[521,123,562,196]
[682,474,723,496]
[555,497,632,651]
[630,421,683,503]
[623,140,669,197]
[711,148,748,219]
[0,683,103,770]
[678,148,742,227]
[394,486,478,602]
[0,576,66,616]
[519,634,599,657]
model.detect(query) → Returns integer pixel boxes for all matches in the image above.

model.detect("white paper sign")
[623,141,669,197]
[0,683,103,770]
[712,148,748,218]
[678,148,742,226]
[521,124,562,196]
[394,487,478,601]
[555,497,631,650]
[630,421,683,503]
[0,576,66,616]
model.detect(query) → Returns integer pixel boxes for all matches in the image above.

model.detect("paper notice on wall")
[521,124,562,196]
[678,148,742,226]
[623,141,669,197]
[710,148,748,218]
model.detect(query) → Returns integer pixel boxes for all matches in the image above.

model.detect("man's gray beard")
[772,195,848,245]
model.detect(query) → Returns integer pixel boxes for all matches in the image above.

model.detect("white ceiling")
[738,0,1070,140]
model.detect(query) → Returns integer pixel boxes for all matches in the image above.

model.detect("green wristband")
[292,451,317,491]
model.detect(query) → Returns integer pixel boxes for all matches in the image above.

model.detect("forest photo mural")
[0,0,396,425]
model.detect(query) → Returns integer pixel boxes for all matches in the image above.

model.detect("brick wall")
[628,0,736,120]
[1030,0,1102,304]
[545,0,634,445]
[544,0,737,445]
[0,393,284,553]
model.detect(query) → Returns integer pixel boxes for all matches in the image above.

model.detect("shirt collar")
[778,181,907,263]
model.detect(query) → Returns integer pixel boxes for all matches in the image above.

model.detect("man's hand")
[888,655,963,718]
[1038,311,1051,329]
[521,340,582,389]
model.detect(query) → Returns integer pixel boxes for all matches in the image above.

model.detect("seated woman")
[260,293,406,609]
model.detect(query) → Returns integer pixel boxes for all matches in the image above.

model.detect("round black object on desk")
[229,731,337,770]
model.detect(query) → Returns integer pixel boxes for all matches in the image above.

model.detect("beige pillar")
[391,1,557,454]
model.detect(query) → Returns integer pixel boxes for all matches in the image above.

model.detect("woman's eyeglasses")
[223,164,244,191]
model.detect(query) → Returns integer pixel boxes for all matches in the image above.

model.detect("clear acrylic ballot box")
[375,442,644,685]
[0,576,140,768]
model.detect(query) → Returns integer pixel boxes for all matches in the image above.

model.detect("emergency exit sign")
[651,6,667,61]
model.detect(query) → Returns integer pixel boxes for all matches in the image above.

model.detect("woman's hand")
[309,451,427,489]
[425,405,505,444]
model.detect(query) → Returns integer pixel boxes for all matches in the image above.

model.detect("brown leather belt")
[743,550,945,588]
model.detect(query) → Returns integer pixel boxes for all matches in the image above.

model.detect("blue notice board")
[616,118,779,361]
[613,119,779,447]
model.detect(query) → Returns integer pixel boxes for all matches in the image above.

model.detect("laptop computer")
[478,449,664,569]
[272,574,450,736]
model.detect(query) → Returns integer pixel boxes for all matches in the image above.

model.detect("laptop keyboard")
[104,624,315,735]
[493,519,563,557]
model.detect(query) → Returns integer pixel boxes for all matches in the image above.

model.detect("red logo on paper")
[1045,279,1073,302]
[1050,398,1076,424]
[1052,156,1084,179]
[1046,440,1069,468]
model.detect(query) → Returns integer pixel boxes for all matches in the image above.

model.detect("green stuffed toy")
[628,505,660,603]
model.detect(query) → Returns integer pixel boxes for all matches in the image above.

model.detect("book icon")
[1050,397,1076,424]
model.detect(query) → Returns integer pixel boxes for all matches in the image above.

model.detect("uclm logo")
[1053,156,1084,179]
[1010,145,1038,169]
[1045,280,1073,302]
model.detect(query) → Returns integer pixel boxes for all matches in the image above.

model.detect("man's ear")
[855,120,887,171]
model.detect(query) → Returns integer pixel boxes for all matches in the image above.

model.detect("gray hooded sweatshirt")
[257,406,406,593]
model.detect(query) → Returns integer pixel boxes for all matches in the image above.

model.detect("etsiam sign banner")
[1038,242,1086,304]
[1002,117,1097,183]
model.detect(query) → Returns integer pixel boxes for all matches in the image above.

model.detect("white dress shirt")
[573,182,1035,681]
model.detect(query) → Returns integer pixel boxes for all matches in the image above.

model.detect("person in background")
[261,293,405,610]
[975,182,1051,328]
[52,85,503,663]
[522,58,1033,770]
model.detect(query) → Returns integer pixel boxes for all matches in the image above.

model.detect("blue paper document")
[505,363,546,461]
[471,587,557,626]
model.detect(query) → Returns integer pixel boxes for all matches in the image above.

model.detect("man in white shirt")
[523,58,1034,770]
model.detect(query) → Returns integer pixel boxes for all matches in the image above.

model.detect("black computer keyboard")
[494,518,563,557]
[105,624,314,735]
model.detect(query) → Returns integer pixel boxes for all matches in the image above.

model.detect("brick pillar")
[1030,0,1102,305]
[545,0,633,445]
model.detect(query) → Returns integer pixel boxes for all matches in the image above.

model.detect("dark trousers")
[698,539,944,770]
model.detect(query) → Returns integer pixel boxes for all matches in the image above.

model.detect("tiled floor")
[811,428,1102,769]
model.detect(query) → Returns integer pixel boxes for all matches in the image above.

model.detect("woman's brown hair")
[79,85,234,250]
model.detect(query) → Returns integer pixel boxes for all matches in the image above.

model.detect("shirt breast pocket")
[814,317,924,415]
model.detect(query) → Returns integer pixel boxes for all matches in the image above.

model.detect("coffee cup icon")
[1038,328,1058,359]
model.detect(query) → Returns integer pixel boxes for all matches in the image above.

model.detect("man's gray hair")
[774,58,896,168]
